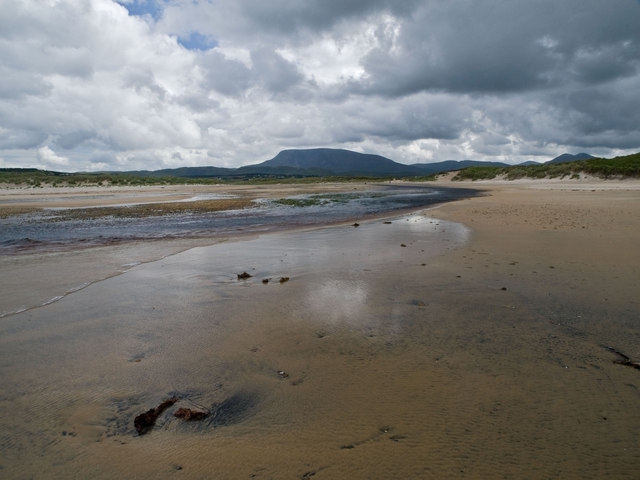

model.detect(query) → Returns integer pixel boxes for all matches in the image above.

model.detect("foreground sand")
[0,179,639,479]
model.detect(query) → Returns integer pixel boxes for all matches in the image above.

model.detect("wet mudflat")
[0,204,639,479]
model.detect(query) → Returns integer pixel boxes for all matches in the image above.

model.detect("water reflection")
[305,280,369,324]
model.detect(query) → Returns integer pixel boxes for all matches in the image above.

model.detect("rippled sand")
[1,181,639,479]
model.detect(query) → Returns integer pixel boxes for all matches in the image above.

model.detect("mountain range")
[126,149,594,179]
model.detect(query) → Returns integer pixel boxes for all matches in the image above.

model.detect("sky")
[1,0,639,172]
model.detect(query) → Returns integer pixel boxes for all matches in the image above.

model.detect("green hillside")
[452,152,640,181]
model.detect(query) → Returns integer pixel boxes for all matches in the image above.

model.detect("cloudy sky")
[1,0,639,171]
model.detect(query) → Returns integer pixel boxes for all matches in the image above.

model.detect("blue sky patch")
[178,32,219,51]
[116,0,164,21]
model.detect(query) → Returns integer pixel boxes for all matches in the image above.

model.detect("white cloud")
[0,0,638,172]
[37,146,70,167]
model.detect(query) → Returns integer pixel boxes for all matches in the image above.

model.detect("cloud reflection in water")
[305,280,369,325]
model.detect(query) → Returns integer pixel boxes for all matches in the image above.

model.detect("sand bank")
[0,182,377,211]
[0,179,639,479]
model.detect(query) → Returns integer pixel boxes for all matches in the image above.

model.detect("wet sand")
[1,180,639,479]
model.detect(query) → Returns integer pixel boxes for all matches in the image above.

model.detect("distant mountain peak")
[547,153,593,164]
[244,148,424,176]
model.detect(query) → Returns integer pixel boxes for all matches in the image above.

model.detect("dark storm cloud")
[558,79,640,149]
[0,130,47,150]
[357,0,640,96]
[54,130,97,150]
[330,95,472,142]
[239,0,419,36]
[249,48,305,95]
[199,50,253,96]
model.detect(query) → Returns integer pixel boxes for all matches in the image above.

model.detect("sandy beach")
[1,179,639,479]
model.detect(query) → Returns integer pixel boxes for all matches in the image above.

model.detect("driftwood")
[602,345,640,371]
[134,397,178,435]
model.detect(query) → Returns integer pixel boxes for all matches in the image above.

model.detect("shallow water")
[0,185,477,254]
[0,214,469,478]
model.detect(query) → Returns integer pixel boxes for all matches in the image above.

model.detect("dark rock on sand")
[237,272,252,279]
[134,397,178,435]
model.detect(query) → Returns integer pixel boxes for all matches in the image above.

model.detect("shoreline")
[0,182,480,259]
